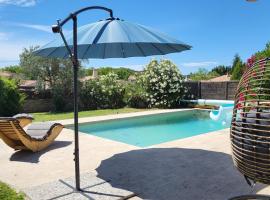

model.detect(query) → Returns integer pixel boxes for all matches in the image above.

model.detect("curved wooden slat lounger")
[0,114,34,143]
[13,113,34,128]
[0,118,64,152]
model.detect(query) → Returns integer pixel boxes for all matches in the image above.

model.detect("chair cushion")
[26,122,59,140]
[13,113,34,120]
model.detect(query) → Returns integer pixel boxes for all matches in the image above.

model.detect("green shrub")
[51,82,69,112]
[127,94,148,108]
[99,73,125,109]
[0,181,25,200]
[80,80,104,110]
[0,78,25,116]
[125,82,149,108]
[80,73,125,110]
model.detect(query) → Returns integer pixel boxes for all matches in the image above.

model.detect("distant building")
[19,80,37,91]
[0,71,16,79]
[203,74,231,82]
[183,75,191,81]
[80,76,92,82]
[80,68,99,82]
[92,68,98,79]
[128,75,136,82]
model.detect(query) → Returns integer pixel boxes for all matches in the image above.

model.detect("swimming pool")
[77,110,231,147]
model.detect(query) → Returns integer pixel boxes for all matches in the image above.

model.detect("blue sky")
[0,0,269,74]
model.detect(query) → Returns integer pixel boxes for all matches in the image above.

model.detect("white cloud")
[0,39,45,67]
[0,0,36,7]
[10,22,52,33]
[0,59,19,66]
[0,42,24,62]
[7,22,71,34]
[0,32,8,40]
[181,61,218,67]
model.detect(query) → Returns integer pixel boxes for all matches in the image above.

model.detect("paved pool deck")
[0,109,270,200]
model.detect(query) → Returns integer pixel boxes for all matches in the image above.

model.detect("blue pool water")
[77,110,231,147]
[222,104,234,107]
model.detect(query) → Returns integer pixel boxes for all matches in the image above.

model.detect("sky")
[0,0,269,75]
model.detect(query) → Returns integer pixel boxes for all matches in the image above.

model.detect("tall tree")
[189,68,219,81]
[97,67,135,80]
[20,46,75,94]
[231,54,245,80]
[1,65,22,74]
[211,65,231,75]
[253,42,270,60]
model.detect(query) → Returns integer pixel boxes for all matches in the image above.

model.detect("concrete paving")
[22,172,136,200]
[0,109,270,200]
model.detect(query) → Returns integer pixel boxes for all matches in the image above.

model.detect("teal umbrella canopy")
[34,19,191,59]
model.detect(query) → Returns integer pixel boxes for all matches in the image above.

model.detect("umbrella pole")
[72,15,81,191]
[51,6,115,192]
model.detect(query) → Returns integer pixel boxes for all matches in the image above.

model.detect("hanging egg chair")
[231,57,270,186]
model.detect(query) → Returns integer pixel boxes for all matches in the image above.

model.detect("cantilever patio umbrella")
[34,6,191,191]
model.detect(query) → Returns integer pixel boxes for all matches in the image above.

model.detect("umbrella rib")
[103,43,106,59]
[135,43,146,57]
[92,20,113,44]
[46,46,61,58]
[167,43,180,52]
[135,23,167,43]
[117,21,132,42]
[81,23,106,59]
[120,43,126,58]
[82,44,92,59]
[151,43,165,55]
[63,48,71,59]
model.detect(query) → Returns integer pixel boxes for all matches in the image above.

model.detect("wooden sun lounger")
[0,118,64,152]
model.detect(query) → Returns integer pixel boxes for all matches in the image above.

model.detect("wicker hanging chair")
[231,57,270,185]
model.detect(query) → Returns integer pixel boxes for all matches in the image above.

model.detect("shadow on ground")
[9,141,72,163]
[96,148,266,200]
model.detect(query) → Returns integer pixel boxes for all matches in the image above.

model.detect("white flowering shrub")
[141,59,186,108]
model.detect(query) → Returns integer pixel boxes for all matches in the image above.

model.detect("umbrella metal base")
[229,194,270,200]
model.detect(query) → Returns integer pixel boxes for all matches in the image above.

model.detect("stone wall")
[22,99,53,113]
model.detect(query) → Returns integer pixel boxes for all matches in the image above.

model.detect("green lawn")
[0,182,25,200]
[33,108,152,122]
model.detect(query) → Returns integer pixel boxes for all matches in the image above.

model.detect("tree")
[211,65,231,75]
[254,42,270,60]
[20,46,74,90]
[1,65,22,74]
[189,68,219,81]
[81,66,136,80]
[0,78,25,116]
[20,46,81,111]
[231,54,245,80]
[97,67,135,80]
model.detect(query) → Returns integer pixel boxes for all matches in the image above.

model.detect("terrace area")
[1,109,270,200]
